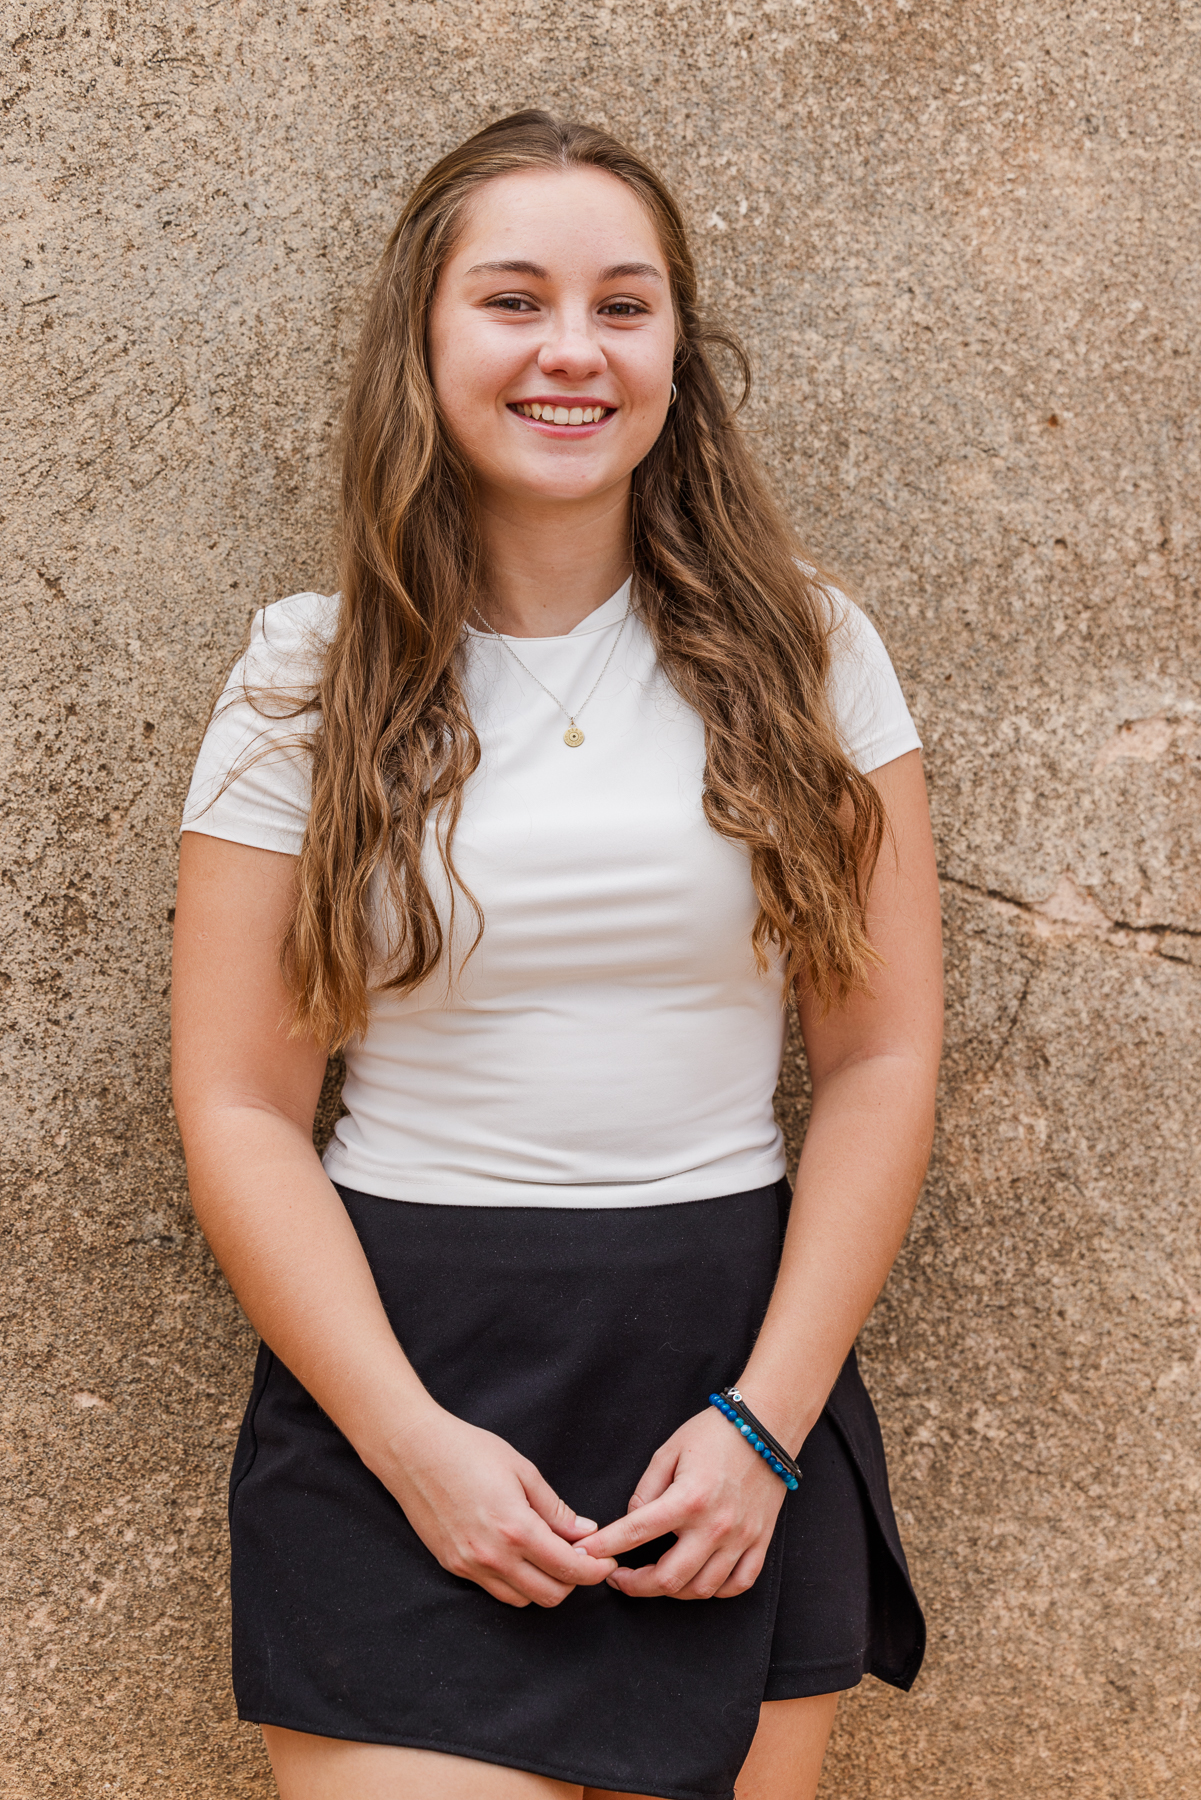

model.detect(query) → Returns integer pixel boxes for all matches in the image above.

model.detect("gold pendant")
[563,723,585,748]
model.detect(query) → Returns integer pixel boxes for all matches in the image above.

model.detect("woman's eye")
[486,295,538,313]
[601,301,648,318]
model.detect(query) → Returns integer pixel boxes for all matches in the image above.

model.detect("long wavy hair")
[277,109,884,1048]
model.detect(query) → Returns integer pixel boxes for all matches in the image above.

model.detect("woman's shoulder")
[182,591,339,850]
[818,586,923,775]
[822,585,886,661]
[239,589,341,692]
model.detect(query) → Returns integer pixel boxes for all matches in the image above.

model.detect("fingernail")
[575,1517,598,1532]
[572,1543,590,1555]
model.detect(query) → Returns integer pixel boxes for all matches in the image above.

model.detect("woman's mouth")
[507,400,615,428]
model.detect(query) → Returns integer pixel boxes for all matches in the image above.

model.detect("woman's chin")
[484,457,633,509]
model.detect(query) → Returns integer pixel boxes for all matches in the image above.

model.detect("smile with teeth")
[511,402,613,425]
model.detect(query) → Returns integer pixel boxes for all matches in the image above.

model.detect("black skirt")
[229,1182,924,1800]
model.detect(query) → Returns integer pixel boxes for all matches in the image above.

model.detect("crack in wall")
[980,962,1039,1080]
[940,873,1201,962]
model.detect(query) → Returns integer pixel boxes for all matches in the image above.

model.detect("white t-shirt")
[182,581,920,1207]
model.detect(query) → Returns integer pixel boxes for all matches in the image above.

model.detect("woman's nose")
[537,316,607,381]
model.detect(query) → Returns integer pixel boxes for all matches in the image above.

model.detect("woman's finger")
[475,1573,534,1608]
[463,1541,578,1608]
[521,1514,617,1586]
[518,1460,602,1543]
[575,1488,689,1559]
[625,1440,680,1511]
[671,1545,745,1601]
[509,1562,579,1608]
[606,1528,731,1599]
[714,1544,765,1598]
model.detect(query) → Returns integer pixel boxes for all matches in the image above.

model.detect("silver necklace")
[470,604,630,748]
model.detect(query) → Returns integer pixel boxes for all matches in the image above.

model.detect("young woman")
[173,111,942,1800]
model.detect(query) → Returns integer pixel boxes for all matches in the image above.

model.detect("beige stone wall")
[4,1,1198,1792]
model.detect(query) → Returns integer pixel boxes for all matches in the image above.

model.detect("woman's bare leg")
[732,1695,840,1799]
[584,1693,841,1800]
[263,1726,583,1800]
[265,1692,839,1800]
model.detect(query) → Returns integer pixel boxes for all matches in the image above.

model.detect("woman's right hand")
[368,1404,618,1608]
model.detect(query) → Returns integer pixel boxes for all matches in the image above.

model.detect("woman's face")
[428,166,677,509]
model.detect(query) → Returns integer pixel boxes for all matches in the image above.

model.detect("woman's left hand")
[574,1405,789,1598]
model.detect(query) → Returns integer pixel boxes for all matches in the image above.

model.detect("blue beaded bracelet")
[709,1392,800,1490]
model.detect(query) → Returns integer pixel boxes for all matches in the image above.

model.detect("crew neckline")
[465,579,632,643]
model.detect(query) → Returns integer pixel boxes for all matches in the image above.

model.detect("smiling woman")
[428,164,676,560]
[172,111,941,1800]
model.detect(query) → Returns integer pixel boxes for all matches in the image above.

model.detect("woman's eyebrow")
[466,259,549,277]
[600,262,663,283]
[463,258,664,283]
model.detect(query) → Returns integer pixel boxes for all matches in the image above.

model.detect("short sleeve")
[181,591,338,854]
[824,592,922,774]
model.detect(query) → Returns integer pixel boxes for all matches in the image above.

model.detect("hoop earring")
[669,382,678,405]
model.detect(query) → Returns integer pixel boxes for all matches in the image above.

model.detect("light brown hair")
[277,109,884,1048]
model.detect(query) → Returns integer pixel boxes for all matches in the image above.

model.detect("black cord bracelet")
[709,1389,803,1490]
[718,1388,802,1484]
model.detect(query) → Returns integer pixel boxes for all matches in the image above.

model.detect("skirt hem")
[761,1656,866,1702]
[241,1713,739,1800]
[822,1353,926,1693]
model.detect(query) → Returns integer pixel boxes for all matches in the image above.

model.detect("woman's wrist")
[728,1369,826,1460]
[347,1377,449,1481]
[709,1390,801,1489]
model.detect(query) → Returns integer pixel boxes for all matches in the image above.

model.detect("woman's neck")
[475,483,632,637]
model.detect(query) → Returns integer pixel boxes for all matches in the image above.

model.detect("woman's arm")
[172,831,616,1607]
[737,744,944,1445]
[578,748,943,1598]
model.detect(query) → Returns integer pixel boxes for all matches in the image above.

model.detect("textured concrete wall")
[3,1,1198,1793]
